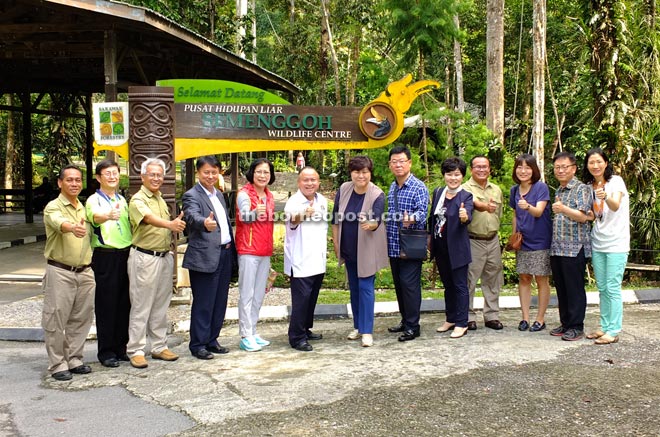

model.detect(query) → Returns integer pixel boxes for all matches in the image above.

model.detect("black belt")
[469,233,498,241]
[47,259,91,273]
[132,246,169,257]
[94,247,130,253]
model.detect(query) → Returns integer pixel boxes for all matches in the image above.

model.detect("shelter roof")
[0,0,299,96]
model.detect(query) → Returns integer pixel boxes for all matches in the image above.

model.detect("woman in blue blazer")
[428,157,474,338]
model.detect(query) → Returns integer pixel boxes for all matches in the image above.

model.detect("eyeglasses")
[101,171,119,178]
[146,173,163,179]
[254,170,271,175]
[389,159,410,166]
[553,164,575,172]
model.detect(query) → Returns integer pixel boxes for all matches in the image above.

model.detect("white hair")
[141,158,166,175]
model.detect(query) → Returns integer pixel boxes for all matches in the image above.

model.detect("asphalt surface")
[2,305,660,436]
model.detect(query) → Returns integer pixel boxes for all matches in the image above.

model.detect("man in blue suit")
[182,155,235,360]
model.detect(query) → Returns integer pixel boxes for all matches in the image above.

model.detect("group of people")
[41,145,629,380]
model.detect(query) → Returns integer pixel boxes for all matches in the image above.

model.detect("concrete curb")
[0,234,47,250]
[2,289,659,342]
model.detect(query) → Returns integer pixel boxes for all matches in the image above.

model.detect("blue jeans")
[591,251,628,336]
[345,261,376,334]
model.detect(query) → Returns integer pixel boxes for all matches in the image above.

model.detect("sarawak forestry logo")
[359,102,396,141]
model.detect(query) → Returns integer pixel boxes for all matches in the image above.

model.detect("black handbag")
[394,188,428,260]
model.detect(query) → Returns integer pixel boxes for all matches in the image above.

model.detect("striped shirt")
[551,177,592,257]
[386,174,429,257]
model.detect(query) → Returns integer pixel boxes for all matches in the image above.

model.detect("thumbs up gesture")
[170,211,186,233]
[107,203,121,221]
[256,197,267,216]
[594,180,606,200]
[402,210,415,227]
[71,218,87,238]
[304,199,315,219]
[204,210,217,232]
[459,202,468,223]
[487,197,497,213]
[552,198,564,214]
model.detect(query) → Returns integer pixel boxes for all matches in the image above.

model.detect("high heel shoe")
[450,326,468,339]
[594,334,619,344]
[437,323,455,333]
[586,330,605,339]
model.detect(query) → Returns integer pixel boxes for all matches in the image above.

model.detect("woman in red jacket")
[235,158,275,352]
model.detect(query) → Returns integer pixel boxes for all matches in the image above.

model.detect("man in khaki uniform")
[462,156,505,330]
[127,158,186,369]
[42,165,95,381]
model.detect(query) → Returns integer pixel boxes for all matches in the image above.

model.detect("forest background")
[1,0,659,287]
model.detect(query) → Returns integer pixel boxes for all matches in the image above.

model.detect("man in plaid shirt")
[385,145,429,342]
[549,151,593,342]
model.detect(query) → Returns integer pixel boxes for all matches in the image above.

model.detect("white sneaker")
[239,336,262,352]
[361,334,373,347]
[346,329,360,340]
[254,335,271,346]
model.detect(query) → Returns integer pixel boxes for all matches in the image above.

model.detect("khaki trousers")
[126,248,173,356]
[467,237,503,322]
[41,264,95,374]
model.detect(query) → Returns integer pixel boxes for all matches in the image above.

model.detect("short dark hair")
[441,157,467,176]
[470,155,490,168]
[553,151,576,164]
[348,156,373,173]
[59,164,82,180]
[95,159,119,175]
[389,145,411,160]
[512,153,541,184]
[196,155,221,171]
[582,148,614,184]
[245,158,275,185]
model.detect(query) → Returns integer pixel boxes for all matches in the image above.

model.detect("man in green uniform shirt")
[126,158,186,369]
[42,165,95,381]
[86,159,132,368]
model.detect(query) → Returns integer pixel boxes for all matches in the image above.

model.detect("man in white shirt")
[284,167,328,352]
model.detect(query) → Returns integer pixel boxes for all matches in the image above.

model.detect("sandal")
[594,334,619,345]
[450,326,468,339]
[437,323,455,333]
[586,330,605,339]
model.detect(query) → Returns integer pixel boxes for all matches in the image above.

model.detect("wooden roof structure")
[0,0,299,223]
[0,0,299,96]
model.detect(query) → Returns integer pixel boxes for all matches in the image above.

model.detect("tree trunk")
[486,0,505,145]
[520,48,533,150]
[5,94,15,189]
[320,0,341,105]
[453,15,465,114]
[532,0,546,174]
[318,7,328,106]
[346,34,360,106]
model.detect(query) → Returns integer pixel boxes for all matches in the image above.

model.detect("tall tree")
[532,0,546,173]
[486,0,505,145]
[4,94,15,189]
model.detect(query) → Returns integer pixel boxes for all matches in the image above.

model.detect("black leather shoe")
[293,341,313,352]
[306,332,323,341]
[485,320,504,330]
[101,358,120,368]
[193,349,214,360]
[69,364,92,374]
[52,370,72,381]
[207,345,229,354]
[398,329,420,342]
[467,321,477,331]
[518,320,530,331]
[388,322,405,333]
[117,354,130,362]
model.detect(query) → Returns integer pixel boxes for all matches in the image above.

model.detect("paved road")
[2,305,660,436]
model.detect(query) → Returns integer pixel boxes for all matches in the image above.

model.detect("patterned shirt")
[386,174,429,258]
[551,177,592,258]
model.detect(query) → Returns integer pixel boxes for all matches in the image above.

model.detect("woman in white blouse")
[582,148,630,345]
